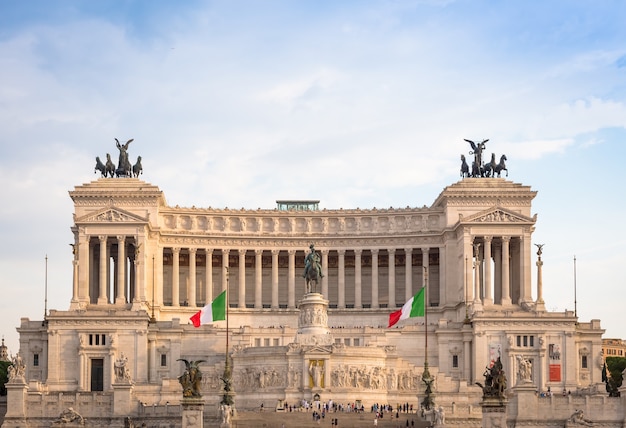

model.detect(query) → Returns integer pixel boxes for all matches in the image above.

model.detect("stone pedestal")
[509,382,538,425]
[2,380,27,427]
[481,397,507,428]
[295,293,332,346]
[182,397,204,428]
[112,382,133,416]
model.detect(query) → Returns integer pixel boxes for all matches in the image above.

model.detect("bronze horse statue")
[460,155,470,178]
[305,264,319,294]
[483,153,497,177]
[494,154,508,177]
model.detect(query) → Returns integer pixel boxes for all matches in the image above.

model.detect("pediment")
[76,207,147,224]
[461,207,534,224]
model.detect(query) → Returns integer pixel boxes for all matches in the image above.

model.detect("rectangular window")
[254,338,261,347]
[344,338,351,346]
[516,336,521,347]
[353,338,360,346]
[335,338,342,345]
[581,355,588,369]
[264,338,270,347]
[523,336,528,347]
[33,353,39,366]
[161,354,167,367]
[530,336,534,347]
[452,355,459,368]
[273,338,280,346]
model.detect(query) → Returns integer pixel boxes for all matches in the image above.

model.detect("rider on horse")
[303,244,323,280]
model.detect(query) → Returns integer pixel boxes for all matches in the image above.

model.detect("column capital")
[371,248,379,255]
[421,247,430,254]
[116,235,125,242]
[99,235,107,242]
[238,248,247,256]
[271,249,280,255]
[172,247,181,254]
[501,235,511,242]
[222,249,230,255]
[205,248,214,255]
[388,248,396,254]
[337,249,346,256]
[255,249,263,256]
[354,249,363,256]
[320,249,329,255]
[404,247,412,254]
[189,247,197,254]
[483,235,493,243]
[287,249,296,255]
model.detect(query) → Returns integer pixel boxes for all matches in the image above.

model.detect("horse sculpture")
[95,156,106,177]
[483,153,497,177]
[105,153,116,177]
[132,156,143,177]
[494,154,508,177]
[460,155,470,178]
[304,265,319,294]
[303,244,322,294]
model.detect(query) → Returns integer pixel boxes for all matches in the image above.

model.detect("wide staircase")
[232,410,431,428]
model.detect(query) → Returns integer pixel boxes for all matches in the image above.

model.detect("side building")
[4,176,609,427]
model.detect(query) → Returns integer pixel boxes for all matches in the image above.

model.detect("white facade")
[5,176,612,426]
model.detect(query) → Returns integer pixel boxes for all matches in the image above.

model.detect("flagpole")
[421,265,434,410]
[221,266,234,407]
[573,255,578,319]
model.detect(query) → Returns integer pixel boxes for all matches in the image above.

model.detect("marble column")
[188,248,197,307]
[98,236,108,305]
[288,250,296,308]
[501,236,511,305]
[205,249,213,305]
[371,249,379,309]
[536,246,545,311]
[483,236,493,304]
[388,249,396,308]
[238,249,246,308]
[354,249,362,309]
[255,249,263,309]
[271,249,279,309]
[116,236,126,304]
[473,241,482,304]
[338,249,346,309]
[221,249,230,293]
[405,248,413,301]
[321,249,329,300]
[78,234,90,304]
[172,247,180,307]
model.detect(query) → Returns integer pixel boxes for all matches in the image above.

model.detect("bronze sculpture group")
[461,139,508,178]
[94,138,143,178]
[476,356,507,400]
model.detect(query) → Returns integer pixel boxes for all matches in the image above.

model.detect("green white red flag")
[190,290,227,327]
[388,287,425,328]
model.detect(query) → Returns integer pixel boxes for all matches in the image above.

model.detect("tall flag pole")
[573,255,578,319]
[221,267,234,406]
[421,266,434,410]
[44,255,48,324]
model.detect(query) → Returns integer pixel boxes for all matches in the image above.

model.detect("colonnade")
[155,247,441,310]
[77,236,140,305]
[467,234,533,306]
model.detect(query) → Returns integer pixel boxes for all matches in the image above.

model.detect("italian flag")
[388,287,425,328]
[190,290,227,327]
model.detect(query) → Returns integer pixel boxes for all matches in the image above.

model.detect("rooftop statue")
[93,139,143,178]
[461,139,508,178]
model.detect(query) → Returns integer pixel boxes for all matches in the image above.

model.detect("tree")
[605,357,626,397]
[0,361,10,396]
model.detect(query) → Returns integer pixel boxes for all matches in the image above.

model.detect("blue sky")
[1,1,625,353]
